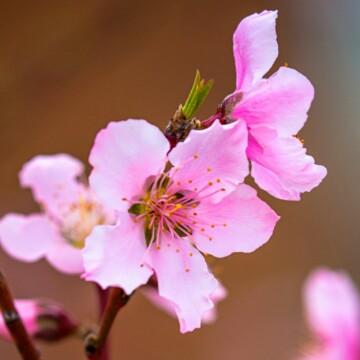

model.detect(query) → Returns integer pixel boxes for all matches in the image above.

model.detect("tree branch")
[85,287,131,359]
[0,271,40,360]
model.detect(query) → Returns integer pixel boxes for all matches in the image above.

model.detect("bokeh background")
[0,1,359,359]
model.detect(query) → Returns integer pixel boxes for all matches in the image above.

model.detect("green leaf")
[181,70,214,119]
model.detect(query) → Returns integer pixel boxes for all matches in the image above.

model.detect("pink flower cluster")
[301,268,360,360]
[0,10,326,334]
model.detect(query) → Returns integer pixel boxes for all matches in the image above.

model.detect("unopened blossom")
[142,281,227,325]
[0,154,112,274]
[0,300,38,341]
[83,119,279,332]
[300,268,360,360]
[219,10,327,200]
[0,299,78,342]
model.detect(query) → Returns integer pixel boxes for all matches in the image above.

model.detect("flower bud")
[0,299,78,342]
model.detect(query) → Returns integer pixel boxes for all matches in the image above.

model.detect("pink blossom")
[83,119,279,332]
[223,10,327,200]
[300,268,360,360]
[0,154,112,274]
[0,300,38,341]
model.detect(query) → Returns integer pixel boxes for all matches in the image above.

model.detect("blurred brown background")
[0,1,359,359]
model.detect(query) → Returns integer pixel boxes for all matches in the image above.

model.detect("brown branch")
[84,287,132,360]
[0,271,40,360]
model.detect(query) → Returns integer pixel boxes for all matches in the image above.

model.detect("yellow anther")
[169,204,182,214]
[189,252,193,257]
[156,246,161,250]
[207,167,212,172]
[208,181,213,186]
[216,178,221,183]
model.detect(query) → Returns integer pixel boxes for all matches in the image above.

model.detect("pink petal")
[201,282,227,323]
[89,120,169,212]
[144,238,217,333]
[82,213,153,294]
[233,66,314,136]
[304,268,360,346]
[0,300,39,341]
[248,127,327,200]
[142,281,227,325]
[19,154,84,217]
[194,184,279,257]
[46,241,84,274]
[0,213,59,263]
[168,120,248,202]
[233,10,278,91]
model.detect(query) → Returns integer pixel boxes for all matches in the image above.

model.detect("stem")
[85,287,131,359]
[0,271,40,360]
[95,285,110,360]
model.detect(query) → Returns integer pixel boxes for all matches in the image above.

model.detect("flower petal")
[19,154,84,217]
[168,120,248,202]
[0,213,59,263]
[144,238,217,333]
[82,213,153,294]
[89,120,170,212]
[304,268,360,345]
[248,127,327,201]
[233,66,314,136]
[194,184,279,257]
[142,280,227,325]
[46,241,84,274]
[233,10,278,91]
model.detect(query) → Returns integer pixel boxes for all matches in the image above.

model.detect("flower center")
[60,198,106,249]
[128,173,200,248]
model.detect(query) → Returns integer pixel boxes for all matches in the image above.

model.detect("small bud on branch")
[0,271,40,360]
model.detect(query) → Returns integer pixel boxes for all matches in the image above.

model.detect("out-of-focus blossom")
[0,299,77,342]
[0,154,113,274]
[142,281,227,325]
[83,119,279,333]
[300,268,360,360]
[220,10,326,200]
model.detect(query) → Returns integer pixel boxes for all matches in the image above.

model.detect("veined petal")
[169,120,248,202]
[248,127,327,201]
[233,67,314,136]
[144,237,217,333]
[233,10,278,91]
[19,154,84,217]
[82,213,153,294]
[89,119,170,212]
[194,184,279,257]
[0,213,59,263]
